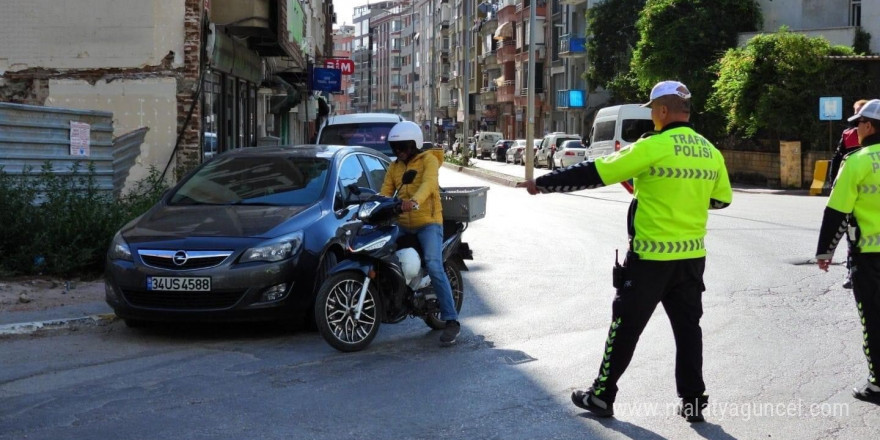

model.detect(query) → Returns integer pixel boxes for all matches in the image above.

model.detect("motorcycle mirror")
[402,169,417,185]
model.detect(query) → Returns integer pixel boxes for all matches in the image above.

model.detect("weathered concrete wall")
[1,0,204,190]
[45,78,179,187]
[0,0,185,71]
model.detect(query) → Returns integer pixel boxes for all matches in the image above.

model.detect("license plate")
[577,152,584,156]
[147,276,211,292]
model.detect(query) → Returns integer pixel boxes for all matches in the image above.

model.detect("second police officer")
[816,98,880,405]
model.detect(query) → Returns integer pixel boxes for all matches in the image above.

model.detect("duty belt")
[648,167,719,180]
[632,238,705,254]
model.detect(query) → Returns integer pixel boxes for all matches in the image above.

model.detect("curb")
[442,162,522,187]
[0,313,117,336]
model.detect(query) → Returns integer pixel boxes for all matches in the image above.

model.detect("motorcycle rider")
[381,121,461,346]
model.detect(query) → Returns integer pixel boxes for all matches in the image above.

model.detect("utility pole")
[411,1,416,122]
[429,0,435,143]
[524,0,536,181]
[462,0,471,157]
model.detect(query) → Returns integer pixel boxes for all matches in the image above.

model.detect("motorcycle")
[314,170,472,352]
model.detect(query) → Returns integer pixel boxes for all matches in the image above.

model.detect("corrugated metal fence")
[0,102,143,197]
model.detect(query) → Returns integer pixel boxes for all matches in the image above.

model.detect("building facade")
[0,0,336,188]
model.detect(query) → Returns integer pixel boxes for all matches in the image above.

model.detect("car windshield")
[169,156,331,206]
[561,140,582,148]
[318,123,397,156]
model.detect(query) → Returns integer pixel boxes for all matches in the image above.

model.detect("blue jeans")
[402,223,459,321]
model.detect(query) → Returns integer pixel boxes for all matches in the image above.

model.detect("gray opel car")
[105,145,391,327]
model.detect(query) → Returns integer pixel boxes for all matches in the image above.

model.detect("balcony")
[481,50,497,66]
[497,81,515,103]
[556,89,586,109]
[560,0,586,5]
[497,40,516,63]
[559,34,586,58]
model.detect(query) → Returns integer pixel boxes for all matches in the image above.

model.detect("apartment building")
[332,26,356,115]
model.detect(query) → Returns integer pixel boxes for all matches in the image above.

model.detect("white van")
[475,132,503,159]
[587,105,654,160]
[315,113,405,157]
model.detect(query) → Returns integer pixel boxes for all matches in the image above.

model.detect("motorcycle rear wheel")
[315,271,383,352]
[423,262,464,330]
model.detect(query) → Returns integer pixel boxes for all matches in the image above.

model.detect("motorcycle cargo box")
[440,186,489,222]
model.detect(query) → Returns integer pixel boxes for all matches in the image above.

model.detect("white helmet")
[387,121,424,152]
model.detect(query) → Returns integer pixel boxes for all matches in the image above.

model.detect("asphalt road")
[1,162,878,440]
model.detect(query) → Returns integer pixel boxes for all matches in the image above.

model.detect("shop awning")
[493,22,513,40]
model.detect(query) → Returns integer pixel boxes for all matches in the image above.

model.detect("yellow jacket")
[380,149,445,229]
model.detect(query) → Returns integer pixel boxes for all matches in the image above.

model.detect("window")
[338,155,370,202]
[360,154,388,192]
[621,119,654,143]
[850,0,861,26]
[592,121,615,142]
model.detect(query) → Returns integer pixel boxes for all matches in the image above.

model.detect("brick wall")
[174,0,204,178]
[720,148,835,188]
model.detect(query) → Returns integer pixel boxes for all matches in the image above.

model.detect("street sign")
[819,97,842,121]
[312,68,341,92]
[324,58,355,75]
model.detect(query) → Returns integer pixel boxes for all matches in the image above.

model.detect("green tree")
[630,0,762,120]
[585,0,646,100]
[710,29,871,148]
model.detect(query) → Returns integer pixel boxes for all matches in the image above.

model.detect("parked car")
[506,139,527,164]
[105,145,391,328]
[491,139,514,162]
[315,112,405,157]
[475,132,503,159]
[553,139,588,168]
[535,132,581,168]
[587,104,653,160]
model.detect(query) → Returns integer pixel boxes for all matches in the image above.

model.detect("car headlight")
[108,231,132,261]
[240,231,304,263]
[358,201,382,220]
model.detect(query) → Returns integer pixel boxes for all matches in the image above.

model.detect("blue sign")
[819,97,842,121]
[568,90,585,108]
[312,68,341,92]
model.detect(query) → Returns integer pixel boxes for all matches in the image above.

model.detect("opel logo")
[172,251,188,266]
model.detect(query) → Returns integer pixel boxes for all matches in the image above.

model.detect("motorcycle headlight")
[107,231,132,261]
[358,201,382,220]
[240,231,304,263]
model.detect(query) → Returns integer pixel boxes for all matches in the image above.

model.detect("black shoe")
[843,278,853,289]
[677,395,709,423]
[852,381,880,404]
[440,320,460,346]
[571,388,614,418]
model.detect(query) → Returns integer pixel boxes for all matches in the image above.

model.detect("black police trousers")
[591,255,706,403]
[852,252,880,385]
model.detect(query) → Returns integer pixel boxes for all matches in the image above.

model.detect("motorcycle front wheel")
[315,271,383,352]
[423,262,464,330]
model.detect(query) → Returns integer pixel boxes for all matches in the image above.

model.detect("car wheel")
[423,262,464,330]
[315,271,382,352]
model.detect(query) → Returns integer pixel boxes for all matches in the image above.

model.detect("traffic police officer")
[816,98,880,405]
[519,80,733,422]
